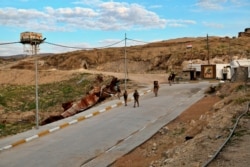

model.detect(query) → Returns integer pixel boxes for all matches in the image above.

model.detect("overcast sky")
[0,0,249,56]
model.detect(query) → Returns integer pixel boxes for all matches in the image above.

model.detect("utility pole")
[124,33,127,90]
[207,34,210,65]
[34,42,39,129]
[228,38,231,62]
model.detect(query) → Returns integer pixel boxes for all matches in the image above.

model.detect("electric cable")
[0,42,20,45]
[44,41,87,49]
[96,39,125,49]
[0,37,151,55]
[126,38,150,44]
[44,39,125,50]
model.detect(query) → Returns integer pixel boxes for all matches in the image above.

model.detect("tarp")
[230,59,250,78]
[230,59,250,68]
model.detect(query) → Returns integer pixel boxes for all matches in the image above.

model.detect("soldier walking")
[153,81,159,97]
[133,90,140,107]
[123,90,128,106]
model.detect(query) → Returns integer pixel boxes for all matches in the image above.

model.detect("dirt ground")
[111,85,250,167]
[0,66,249,167]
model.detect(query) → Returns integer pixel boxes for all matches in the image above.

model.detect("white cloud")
[230,0,250,7]
[203,22,224,28]
[166,19,196,27]
[0,7,63,31]
[97,2,167,30]
[196,0,227,10]
[45,7,98,17]
[72,0,102,6]
[196,0,249,10]
[0,2,168,32]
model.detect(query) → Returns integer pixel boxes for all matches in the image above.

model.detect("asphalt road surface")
[0,82,214,167]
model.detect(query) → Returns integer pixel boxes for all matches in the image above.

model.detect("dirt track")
[0,68,167,85]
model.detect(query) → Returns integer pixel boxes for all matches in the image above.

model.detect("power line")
[0,42,20,45]
[126,38,149,44]
[44,37,150,50]
[44,41,86,49]
[96,39,125,49]
[44,39,125,50]
[0,37,151,50]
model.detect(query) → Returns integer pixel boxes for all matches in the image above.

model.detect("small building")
[238,28,250,37]
[182,63,201,80]
[183,64,219,80]
[182,59,250,81]
[215,64,231,80]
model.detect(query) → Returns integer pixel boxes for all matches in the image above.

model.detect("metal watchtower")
[20,31,45,129]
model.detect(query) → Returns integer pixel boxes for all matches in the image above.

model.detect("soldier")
[153,81,159,97]
[123,90,128,106]
[133,89,140,107]
[168,72,176,86]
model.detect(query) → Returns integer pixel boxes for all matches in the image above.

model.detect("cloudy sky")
[0,0,249,56]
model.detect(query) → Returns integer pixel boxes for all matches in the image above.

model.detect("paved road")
[0,82,215,167]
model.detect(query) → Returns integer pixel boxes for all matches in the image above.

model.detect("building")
[215,64,231,80]
[238,28,250,37]
[182,63,201,80]
[182,63,235,81]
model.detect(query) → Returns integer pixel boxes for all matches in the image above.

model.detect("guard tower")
[20,32,44,55]
[20,31,45,129]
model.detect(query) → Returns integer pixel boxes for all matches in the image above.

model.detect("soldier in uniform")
[153,81,159,97]
[123,90,128,106]
[133,90,140,107]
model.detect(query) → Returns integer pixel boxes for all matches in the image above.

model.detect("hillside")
[3,36,250,75]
